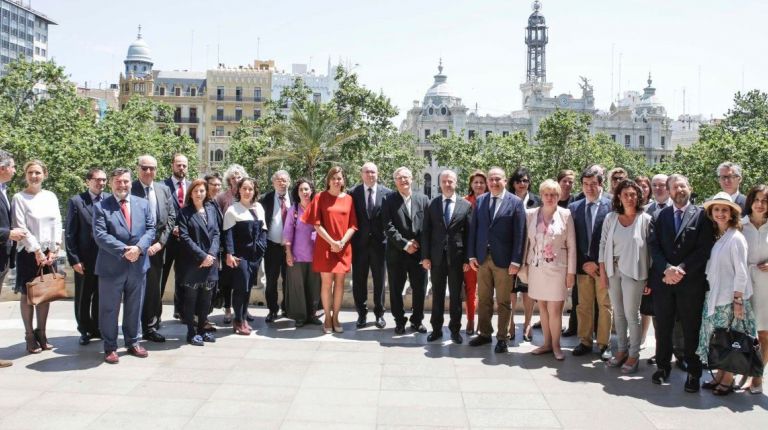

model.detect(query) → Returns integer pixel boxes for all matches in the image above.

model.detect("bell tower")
[519,1,553,107]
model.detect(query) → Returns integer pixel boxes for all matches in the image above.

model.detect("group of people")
[0,150,765,398]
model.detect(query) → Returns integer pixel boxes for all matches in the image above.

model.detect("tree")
[226,119,271,186]
[432,130,532,184]
[359,132,426,189]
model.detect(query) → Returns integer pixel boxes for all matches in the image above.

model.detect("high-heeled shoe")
[620,358,639,374]
[713,382,735,396]
[25,333,41,354]
[33,328,52,350]
[522,325,533,342]
[607,354,628,368]
[333,321,344,333]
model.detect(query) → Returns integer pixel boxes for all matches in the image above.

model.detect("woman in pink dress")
[301,166,358,334]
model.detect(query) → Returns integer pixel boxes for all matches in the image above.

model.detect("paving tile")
[85,412,191,430]
[465,408,561,428]
[194,399,291,420]
[554,409,655,429]
[285,401,378,424]
[126,380,219,399]
[281,421,375,430]
[2,409,101,430]
[378,390,464,408]
[377,406,469,427]
[381,375,460,392]
[462,392,549,409]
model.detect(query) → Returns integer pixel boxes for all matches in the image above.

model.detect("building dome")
[528,0,546,26]
[423,60,458,102]
[126,26,152,63]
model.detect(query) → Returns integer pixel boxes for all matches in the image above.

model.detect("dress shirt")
[730,191,741,202]
[442,193,455,222]
[399,192,412,218]
[521,192,530,209]
[584,191,603,232]
[268,192,290,243]
[171,177,186,204]
[88,191,103,203]
[489,189,507,220]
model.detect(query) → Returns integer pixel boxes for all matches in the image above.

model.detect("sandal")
[523,325,533,342]
[702,379,722,390]
[713,383,734,396]
[607,354,628,368]
[33,328,52,350]
[25,333,42,354]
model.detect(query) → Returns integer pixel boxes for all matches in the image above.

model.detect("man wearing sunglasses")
[714,162,746,212]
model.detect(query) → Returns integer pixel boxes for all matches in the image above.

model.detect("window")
[610,134,616,142]
[216,107,224,121]
[485,130,492,137]
[189,107,197,122]
[639,135,645,148]
[158,87,165,96]
[34,46,38,55]
[425,150,433,167]
[254,87,262,101]
[214,149,224,162]
[216,86,224,100]
[424,129,431,140]
[173,107,181,122]
[189,127,197,142]
[174,87,181,97]
[441,129,448,137]
[624,135,631,148]
[235,86,242,101]
[215,126,224,136]
[468,130,476,139]
[502,131,509,137]
[313,93,321,104]
[253,109,261,120]
[661,136,666,148]
[190,87,197,97]
[235,108,242,121]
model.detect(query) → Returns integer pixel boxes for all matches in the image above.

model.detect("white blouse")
[741,216,768,291]
[704,227,752,316]
[12,189,62,253]
[223,201,267,231]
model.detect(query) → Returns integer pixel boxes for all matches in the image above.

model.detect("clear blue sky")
[34,0,768,124]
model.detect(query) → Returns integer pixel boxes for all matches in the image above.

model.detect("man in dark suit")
[162,153,190,320]
[467,167,526,353]
[350,162,391,329]
[649,174,714,392]
[569,166,613,359]
[715,161,746,212]
[259,169,291,323]
[132,155,175,342]
[421,169,471,344]
[382,167,429,335]
[93,168,156,364]
[0,150,26,367]
[65,168,109,346]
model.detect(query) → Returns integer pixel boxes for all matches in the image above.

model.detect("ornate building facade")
[401,1,674,197]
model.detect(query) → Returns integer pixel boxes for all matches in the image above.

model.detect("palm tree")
[263,102,360,182]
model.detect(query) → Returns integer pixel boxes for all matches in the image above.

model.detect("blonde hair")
[538,179,561,196]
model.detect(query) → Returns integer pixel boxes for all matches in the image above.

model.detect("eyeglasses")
[89,178,107,182]
[718,175,740,181]
[395,176,411,181]
[611,176,626,182]
[139,165,157,171]
[515,178,530,183]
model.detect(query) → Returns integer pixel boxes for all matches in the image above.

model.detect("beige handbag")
[25,265,67,306]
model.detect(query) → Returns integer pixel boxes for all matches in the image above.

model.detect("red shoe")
[242,321,252,335]
[104,350,119,364]
[127,345,148,358]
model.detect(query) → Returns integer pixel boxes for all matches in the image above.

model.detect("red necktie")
[177,181,184,207]
[280,194,287,223]
[120,199,131,230]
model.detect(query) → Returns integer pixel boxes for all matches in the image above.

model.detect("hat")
[703,191,742,215]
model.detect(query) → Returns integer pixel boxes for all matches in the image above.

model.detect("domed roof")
[126,25,152,63]
[528,1,546,26]
[424,60,455,99]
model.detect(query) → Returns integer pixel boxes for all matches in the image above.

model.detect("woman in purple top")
[283,178,322,327]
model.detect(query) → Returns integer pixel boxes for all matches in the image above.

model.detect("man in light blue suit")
[93,167,156,364]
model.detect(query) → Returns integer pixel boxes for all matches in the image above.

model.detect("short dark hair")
[745,184,768,219]
[557,169,575,182]
[86,168,105,180]
[580,166,604,185]
[290,178,316,206]
[235,177,259,203]
[509,167,531,191]
[204,172,222,183]
[612,179,644,214]
[110,167,131,179]
[325,166,345,190]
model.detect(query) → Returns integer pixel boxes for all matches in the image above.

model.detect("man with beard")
[163,153,190,320]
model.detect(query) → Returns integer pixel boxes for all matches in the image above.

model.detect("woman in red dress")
[463,170,488,335]
[302,166,358,334]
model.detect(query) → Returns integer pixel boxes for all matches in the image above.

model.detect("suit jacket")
[259,190,286,234]
[381,191,429,261]
[648,204,714,291]
[163,177,191,215]
[93,195,156,279]
[645,199,671,219]
[349,183,392,248]
[568,195,612,275]
[0,187,14,272]
[177,202,220,284]
[467,191,526,268]
[523,207,577,274]
[421,195,472,267]
[131,180,176,246]
[65,191,111,269]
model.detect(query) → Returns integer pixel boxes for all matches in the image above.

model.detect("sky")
[31,0,768,125]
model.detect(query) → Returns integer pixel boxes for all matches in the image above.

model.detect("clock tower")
[520,1,553,108]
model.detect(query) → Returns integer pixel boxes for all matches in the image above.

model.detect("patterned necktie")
[443,198,452,227]
[120,199,131,230]
[280,194,288,223]
[367,187,374,219]
[177,181,184,207]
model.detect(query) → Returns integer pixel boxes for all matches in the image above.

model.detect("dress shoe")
[427,331,443,342]
[295,320,305,328]
[469,335,492,347]
[356,314,367,329]
[142,330,166,343]
[572,343,592,356]
[127,345,149,358]
[202,321,217,332]
[713,382,734,396]
[684,374,700,393]
[394,324,406,335]
[202,332,216,343]
[651,368,671,385]
[91,331,102,339]
[104,350,119,364]
[0,359,13,367]
[647,356,657,365]
[621,359,639,374]
[187,335,204,346]
[561,327,577,337]
[308,317,323,325]
[173,312,181,320]
[410,323,427,334]
[375,316,386,329]
[494,340,509,353]
[79,334,91,345]
[333,324,344,333]
[451,332,463,344]
[265,312,277,323]
[599,345,611,361]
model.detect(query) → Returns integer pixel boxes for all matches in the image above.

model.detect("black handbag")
[640,291,654,316]
[707,314,764,377]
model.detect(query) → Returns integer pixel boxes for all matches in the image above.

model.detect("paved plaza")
[0,300,766,429]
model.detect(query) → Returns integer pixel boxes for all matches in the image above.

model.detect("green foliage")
[359,132,426,189]
[432,130,532,184]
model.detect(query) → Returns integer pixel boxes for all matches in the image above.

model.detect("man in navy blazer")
[93,168,156,364]
[162,153,190,319]
[568,167,613,359]
[467,167,526,353]
[0,150,26,368]
[65,168,110,346]
[131,155,176,342]
[648,174,714,392]
[350,162,392,329]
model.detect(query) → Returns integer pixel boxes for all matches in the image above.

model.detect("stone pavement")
[0,300,766,429]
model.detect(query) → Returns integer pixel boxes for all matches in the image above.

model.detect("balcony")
[209,135,231,145]
[154,91,205,98]
[210,115,242,122]
[208,95,265,103]
[174,117,200,124]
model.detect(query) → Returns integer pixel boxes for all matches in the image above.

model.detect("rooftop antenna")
[190,30,194,70]
[257,37,260,60]
[610,43,615,103]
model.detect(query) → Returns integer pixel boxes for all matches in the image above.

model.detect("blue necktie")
[586,202,594,249]
[443,198,452,227]
[674,209,683,234]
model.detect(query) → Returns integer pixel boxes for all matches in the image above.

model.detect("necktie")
[279,194,288,223]
[674,209,683,234]
[443,198,452,227]
[0,184,7,208]
[93,194,101,203]
[177,181,184,207]
[367,187,374,219]
[586,202,594,248]
[120,199,131,230]
[657,202,666,209]
[145,186,157,214]
[489,196,498,221]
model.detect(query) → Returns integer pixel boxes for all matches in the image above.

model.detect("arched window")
[214,149,224,162]
[424,173,432,199]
